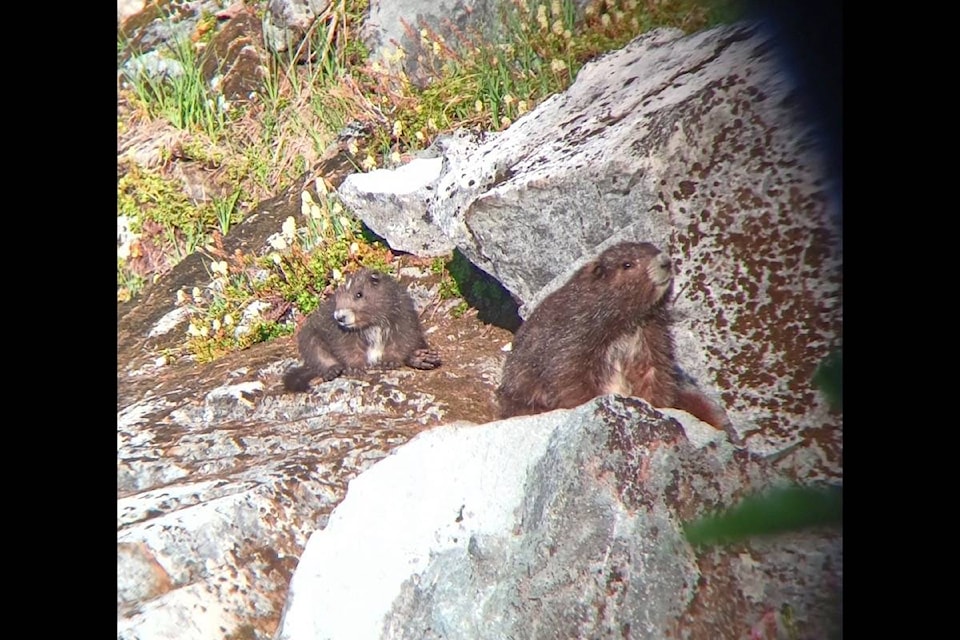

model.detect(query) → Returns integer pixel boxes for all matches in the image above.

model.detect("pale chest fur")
[362,325,387,364]
[601,326,661,398]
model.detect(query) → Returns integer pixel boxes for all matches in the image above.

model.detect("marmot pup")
[496,242,732,433]
[283,268,441,392]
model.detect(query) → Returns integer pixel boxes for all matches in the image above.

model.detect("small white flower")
[192,287,202,302]
[271,253,283,266]
[268,235,288,251]
[332,267,343,282]
[301,190,314,216]
[212,318,221,332]
[281,216,297,241]
[210,260,229,276]
[390,151,402,164]
[176,290,188,306]
[350,242,360,255]
[223,313,234,327]
[393,120,403,138]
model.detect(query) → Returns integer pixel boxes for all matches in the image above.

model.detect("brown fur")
[283,269,441,392]
[497,242,733,435]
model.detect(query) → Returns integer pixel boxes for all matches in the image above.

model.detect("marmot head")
[331,269,394,331]
[588,242,673,319]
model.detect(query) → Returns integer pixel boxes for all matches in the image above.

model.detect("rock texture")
[118,296,512,639]
[337,21,843,476]
[337,156,455,257]
[117,178,513,639]
[275,396,842,640]
[262,0,331,57]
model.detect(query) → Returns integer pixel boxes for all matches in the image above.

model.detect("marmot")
[496,242,733,434]
[283,268,442,392]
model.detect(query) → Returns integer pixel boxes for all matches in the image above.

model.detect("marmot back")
[283,269,441,392]
[496,242,731,434]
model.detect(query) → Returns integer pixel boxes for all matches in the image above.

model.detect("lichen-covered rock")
[338,21,842,475]
[262,0,331,57]
[200,9,268,104]
[117,359,447,639]
[275,396,841,640]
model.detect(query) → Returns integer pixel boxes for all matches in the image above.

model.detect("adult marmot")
[497,242,732,434]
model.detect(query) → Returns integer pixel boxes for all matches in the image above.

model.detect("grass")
[181,186,394,363]
[118,0,740,358]
[122,28,232,140]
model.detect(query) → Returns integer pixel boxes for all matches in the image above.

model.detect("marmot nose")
[656,254,672,272]
[333,310,347,324]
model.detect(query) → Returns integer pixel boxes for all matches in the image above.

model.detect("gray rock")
[262,0,331,57]
[275,396,841,639]
[117,358,456,639]
[119,0,227,54]
[337,156,455,256]
[339,21,843,470]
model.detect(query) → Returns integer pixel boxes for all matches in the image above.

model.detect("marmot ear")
[368,271,382,285]
[591,262,607,280]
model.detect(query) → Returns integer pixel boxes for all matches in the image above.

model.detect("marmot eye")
[622,261,633,269]
[355,291,363,299]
